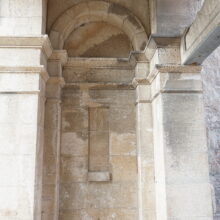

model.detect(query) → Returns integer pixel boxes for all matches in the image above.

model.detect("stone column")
[134,62,156,220]
[148,38,214,219]
[0,36,52,220]
[0,2,49,219]
[0,0,47,36]
[41,51,66,220]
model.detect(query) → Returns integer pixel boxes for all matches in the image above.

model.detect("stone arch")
[49,1,148,52]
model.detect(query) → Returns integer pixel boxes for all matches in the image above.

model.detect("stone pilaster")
[150,63,213,219]
[133,62,156,220]
[141,37,214,219]
[41,51,66,220]
[0,36,52,220]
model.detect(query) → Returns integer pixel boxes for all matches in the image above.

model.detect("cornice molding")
[147,64,202,83]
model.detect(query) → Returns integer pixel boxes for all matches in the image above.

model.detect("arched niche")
[49,1,148,54]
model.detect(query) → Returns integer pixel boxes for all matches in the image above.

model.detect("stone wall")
[59,60,138,219]
[202,46,220,220]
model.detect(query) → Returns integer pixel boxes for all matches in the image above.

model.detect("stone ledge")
[0,35,53,58]
[64,82,134,90]
[147,64,202,83]
[0,65,49,82]
[88,171,111,182]
[64,57,135,69]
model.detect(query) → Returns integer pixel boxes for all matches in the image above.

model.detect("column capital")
[149,64,203,101]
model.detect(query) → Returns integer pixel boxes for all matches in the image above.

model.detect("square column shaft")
[0,36,52,220]
[0,0,47,36]
[150,65,213,220]
[134,62,156,220]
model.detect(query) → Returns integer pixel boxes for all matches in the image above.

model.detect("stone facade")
[0,0,220,220]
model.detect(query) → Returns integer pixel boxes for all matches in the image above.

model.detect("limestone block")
[110,132,136,156]
[0,73,40,92]
[63,67,134,83]
[0,49,42,66]
[42,173,56,185]
[88,1,110,20]
[0,155,35,187]
[140,159,155,183]
[132,31,148,51]
[110,156,137,182]
[88,171,111,182]
[42,213,54,220]
[123,16,144,41]
[44,103,59,130]
[86,182,137,209]
[158,47,181,65]
[0,124,37,155]
[0,17,43,36]
[89,107,109,131]
[65,3,89,20]
[42,184,56,200]
[162,93,207,153]
[44,128,58,156]
[59,208,137,220]
[107,4,128,29]
[135,62,149,80]
[142,209,156,220]
[43,155,56,175]
[62,108,88,132]
[0,185,35,219]
[60,156,88,183]
[136,85,151,103]
[1,0,44,17]
[61,132,88,156]
[89,155,109,172]
[166,152,210,184]
[166,183,213,218]
[142,179,156,214]
[109,107,136,133]
[62,89,81,108]
[89,132,109,156]
[89,90,135,107]
[41,198,55,215]
[59,183,88,210]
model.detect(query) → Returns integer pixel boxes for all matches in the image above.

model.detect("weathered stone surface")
[60,60,137,219]
[202,46,220,219]
[2,1,220,219]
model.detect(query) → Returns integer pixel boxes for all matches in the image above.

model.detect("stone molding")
[147,64,202,83]
[134,64,203,103]
[49,50,68,65]
[64,82,134,90]
[64,57,136,69]
[0,35,53,58]
[149,64,203,101]
[0,65,49,81]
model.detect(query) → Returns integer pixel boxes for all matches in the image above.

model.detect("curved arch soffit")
[49,1,148,52]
